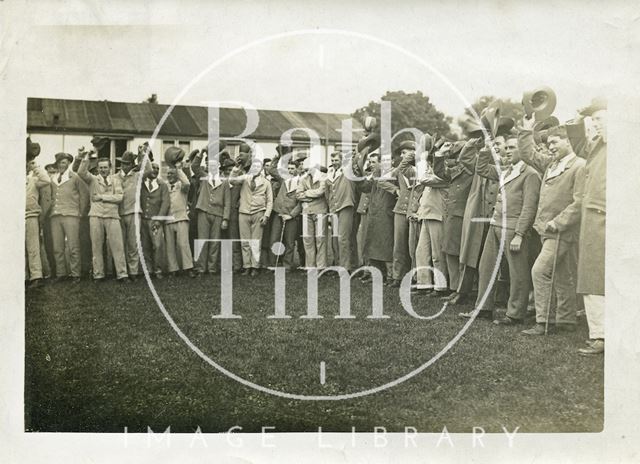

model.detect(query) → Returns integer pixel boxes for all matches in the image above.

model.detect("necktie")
[57,174,62,183]
[250,176,256,190]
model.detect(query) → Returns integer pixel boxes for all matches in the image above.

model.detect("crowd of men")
[24,97,607,356]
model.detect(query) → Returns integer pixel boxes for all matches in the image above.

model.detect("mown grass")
[25,271,603,433]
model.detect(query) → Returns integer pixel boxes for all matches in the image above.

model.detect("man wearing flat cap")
[569,97,607,355]
[49,152,88,282]
[518,120,585,336]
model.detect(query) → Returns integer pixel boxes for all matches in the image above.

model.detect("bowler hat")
[276,144,294,157]
[579,97,607,116]
[54,152,73,164]
[522,86,557,121]
[164,146,185,165]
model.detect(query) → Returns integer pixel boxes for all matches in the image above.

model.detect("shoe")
[493,316,523,326]
[411,287,432,295]
[129,274,139,281]
[556,323,576,333]
[521,323,548,336]
[190,270,202,278]
[93,277,105,283]
[240,269,250,276]
[155,273,164,280]
[578,339,604,355]
[117,277,128,284]
[70,277,82,284]
[29,279,43,288]
[448,293,468,305]
[250,268,259,277]
[459,310,493,319]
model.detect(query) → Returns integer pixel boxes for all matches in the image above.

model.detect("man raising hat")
[570,97,607,355]
[78,149,128,282]
[518,120,585,335]
[117,146,152,280]
[25,159,51,287]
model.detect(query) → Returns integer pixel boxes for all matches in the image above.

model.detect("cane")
[544,231,561,335]
[274,217,287,269]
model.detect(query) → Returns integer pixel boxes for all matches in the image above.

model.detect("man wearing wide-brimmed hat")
[117,146,152,280]
[570,97,607,355]
[49,152,88,282]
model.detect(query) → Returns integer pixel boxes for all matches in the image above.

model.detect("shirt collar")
[547,153,576,179]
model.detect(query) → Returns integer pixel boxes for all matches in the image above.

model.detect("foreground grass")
[25,271,603,433]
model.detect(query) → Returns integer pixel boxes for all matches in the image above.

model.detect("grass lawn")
[24,271,603,433]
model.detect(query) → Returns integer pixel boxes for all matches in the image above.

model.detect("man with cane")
[518,118,586,335]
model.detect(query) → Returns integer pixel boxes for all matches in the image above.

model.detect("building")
[26,97,364,172]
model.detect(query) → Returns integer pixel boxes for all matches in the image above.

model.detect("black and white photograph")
[3,1,640,463]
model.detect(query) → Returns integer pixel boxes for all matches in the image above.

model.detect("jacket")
[78,159,123,219]
[140,177,170,220]
[475,150,541,235]
[297,170,328,215]
[26,166,51,219]
[518,130,585,242]
[50,168,89,218]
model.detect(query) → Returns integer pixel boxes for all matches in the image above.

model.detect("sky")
[5,0,640,127]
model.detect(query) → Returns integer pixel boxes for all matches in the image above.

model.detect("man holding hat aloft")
[117,145,152,279]
[230,143,273,276]
[570,97,607,355]
[25,157,51,287]
[190,146,231,276]
[78,149,128,282]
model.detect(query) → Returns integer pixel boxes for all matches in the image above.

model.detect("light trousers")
[302,213,328,269]
[408,219,421,272]
[50,215,81,278]
[239,211,265,269]
[584,294,605,339]
[532,238,577,324]
[165,221,194,272]
[25,217,43,281]
[415,219,447,290]
[89,216,128,279]
[120,213,141,276]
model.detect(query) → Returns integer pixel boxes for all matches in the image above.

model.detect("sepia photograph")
[3,0,640,463]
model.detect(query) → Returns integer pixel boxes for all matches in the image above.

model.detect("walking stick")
[274,217,287,269]
[544,231,561,335]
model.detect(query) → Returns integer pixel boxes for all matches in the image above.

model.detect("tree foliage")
[352,90,453,143]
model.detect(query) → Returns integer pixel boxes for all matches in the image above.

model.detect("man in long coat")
[571,98,607,355]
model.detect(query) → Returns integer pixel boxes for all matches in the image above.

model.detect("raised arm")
[517,129,552,175]
[176,167,191,193]
[77,154,94,185]
[475,147,500,181]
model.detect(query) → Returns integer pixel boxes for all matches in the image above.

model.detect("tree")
[352,90,453,143]
[460,95,524,137]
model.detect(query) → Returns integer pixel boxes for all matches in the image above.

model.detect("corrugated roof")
[26,97,362,142]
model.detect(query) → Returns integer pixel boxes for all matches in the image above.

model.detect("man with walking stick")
[518,118,586,335]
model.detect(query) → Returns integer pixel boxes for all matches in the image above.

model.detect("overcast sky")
[7,0,640,126]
